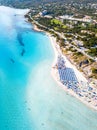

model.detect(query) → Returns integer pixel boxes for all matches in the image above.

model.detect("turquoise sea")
[0,6,97,130]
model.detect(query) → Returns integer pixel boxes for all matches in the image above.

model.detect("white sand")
[47,34,97,111]
[31,19,97,111]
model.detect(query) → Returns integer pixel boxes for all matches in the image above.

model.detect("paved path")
[28,14,97,62]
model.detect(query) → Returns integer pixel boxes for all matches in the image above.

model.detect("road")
[28,14,97,62]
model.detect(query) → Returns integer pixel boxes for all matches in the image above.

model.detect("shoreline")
[49,34,97,111]
[31,21,97,111]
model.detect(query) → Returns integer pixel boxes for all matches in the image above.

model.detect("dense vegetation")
[36,17,97,56]
[0,0,97,8]
[1,0,97,79]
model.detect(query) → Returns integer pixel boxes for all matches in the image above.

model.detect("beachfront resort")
[54,55,97,109]
[25,2,97,110]
[1,1,97,129]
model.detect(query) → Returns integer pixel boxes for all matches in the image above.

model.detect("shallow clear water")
[0,6,97,130]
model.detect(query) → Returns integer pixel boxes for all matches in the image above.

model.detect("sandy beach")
[1,6,97,130]
[32,22,97,111]
[49,34,97,111]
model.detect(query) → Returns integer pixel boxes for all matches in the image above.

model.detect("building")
[39,10,48,16]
